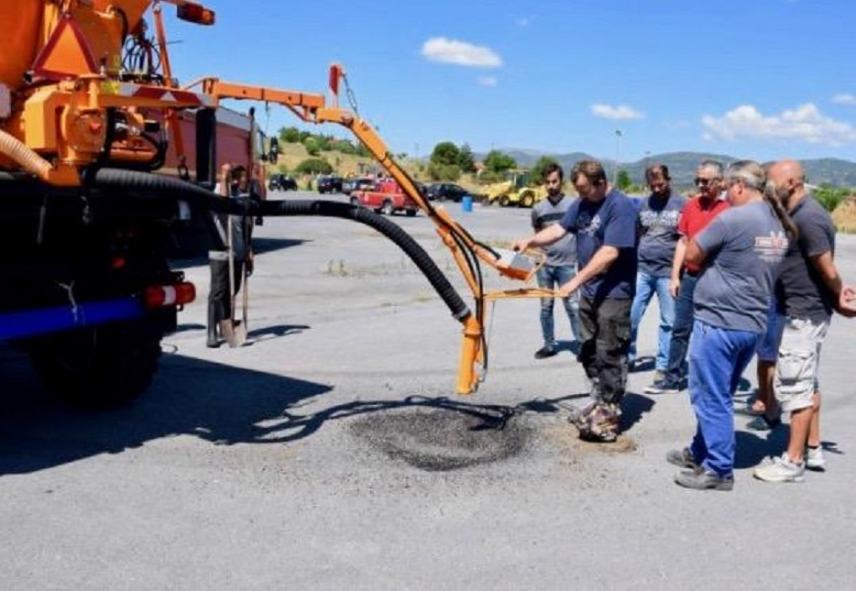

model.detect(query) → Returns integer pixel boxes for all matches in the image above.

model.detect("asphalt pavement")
[2,190,855,590]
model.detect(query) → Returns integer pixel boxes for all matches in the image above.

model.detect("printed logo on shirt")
[639,209,680,229]
[755,231,788,263]
[577,212,602,236]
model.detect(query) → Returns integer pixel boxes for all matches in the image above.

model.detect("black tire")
[381,200,394,216]
[405,209,417,217]
[29,319,162,408]
[521,193,534,208]
[499,196,510,207]
[350,197,360,206]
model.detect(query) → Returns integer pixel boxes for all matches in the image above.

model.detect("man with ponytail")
[754,160,856,483]
[667,161,790,491]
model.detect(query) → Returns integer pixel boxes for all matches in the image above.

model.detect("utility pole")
[613,129,623,186]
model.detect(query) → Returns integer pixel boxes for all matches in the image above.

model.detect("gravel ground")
[2,190,855,590]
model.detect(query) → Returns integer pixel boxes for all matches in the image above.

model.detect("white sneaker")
[806,446,826,471]
[753,453,806,483]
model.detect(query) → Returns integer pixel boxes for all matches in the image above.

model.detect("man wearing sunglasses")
[669,161,790,490]
[646,160,730,394]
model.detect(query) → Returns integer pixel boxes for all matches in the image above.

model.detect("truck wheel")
[521,193,535,208]
[350,197,360,206]
[381,200,394,215]
[29,319,162,408]
[406,209,417,217]
[499,196,510,207]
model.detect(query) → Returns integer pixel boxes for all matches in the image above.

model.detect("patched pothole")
[349,407,529,471]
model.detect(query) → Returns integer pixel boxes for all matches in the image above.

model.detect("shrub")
[428,162,461,181]
[814,183,851,212]
[295,158,332,175]
[483,150,517,173]
[478,170,505,184]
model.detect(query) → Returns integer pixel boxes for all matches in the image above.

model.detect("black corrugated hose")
[88,168,471,323]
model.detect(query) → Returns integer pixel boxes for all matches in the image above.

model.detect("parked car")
[268,173,297,191]
[342,176,375,195]
[317,175,343,194]
[351,179,419,216]
[427,182,469,202]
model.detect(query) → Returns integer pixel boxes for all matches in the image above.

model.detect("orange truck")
[0,0,554,405]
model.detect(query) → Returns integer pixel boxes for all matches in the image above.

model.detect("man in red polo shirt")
[646,160,730,394]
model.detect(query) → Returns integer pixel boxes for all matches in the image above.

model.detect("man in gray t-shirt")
[628,164,686,382]
[754,160,856,483]
[668,161,789,492]
[530,163,581,359]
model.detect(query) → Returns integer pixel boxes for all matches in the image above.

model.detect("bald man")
[754,160,856,483]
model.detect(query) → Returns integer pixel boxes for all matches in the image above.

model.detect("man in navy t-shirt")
[513,160,638,442]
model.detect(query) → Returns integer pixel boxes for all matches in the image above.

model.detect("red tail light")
[176,4,216,25]
[143,282,196,309]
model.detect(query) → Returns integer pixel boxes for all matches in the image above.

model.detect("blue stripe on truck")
[0,297,145,340]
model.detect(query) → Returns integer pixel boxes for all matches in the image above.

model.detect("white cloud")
[701,103,856,146]
[832,93,856,106]
[421,37,502,68]
[477,76,498,87]
[516,17,531,27]
[590,103,644,120]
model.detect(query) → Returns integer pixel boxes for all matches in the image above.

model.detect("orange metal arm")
[200,73,559,394]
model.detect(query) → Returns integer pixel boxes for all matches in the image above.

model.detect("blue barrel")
[461,195,473,213]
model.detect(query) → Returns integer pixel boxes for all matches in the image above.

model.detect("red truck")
[351,179,419,216]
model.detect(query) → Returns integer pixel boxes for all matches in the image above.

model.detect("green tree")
[531,156,561,185]
[458,144,476,173]
[484,150,517,173]
[815,183,851,212]
[428,162,462,181]
[279,126,301,143]
[616,169,633,191]
[431,141,462,166]
[303,137,321,156]
[295,157,332,175]
[333,139,357,155]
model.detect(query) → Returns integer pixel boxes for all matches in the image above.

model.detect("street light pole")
[614,129,623,186]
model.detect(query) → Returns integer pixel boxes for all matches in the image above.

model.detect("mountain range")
[475,150,856,188]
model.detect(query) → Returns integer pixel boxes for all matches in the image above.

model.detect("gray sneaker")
[806,446,826,471]
[753,453,806,483]
[674,469,734,491]
[645,378,680,395]
[666,448,699,471]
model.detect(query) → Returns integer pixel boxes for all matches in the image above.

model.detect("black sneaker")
[644,378,679,395]
[666,448,699,470]
[674,469,734,491]
[534,345,558,359]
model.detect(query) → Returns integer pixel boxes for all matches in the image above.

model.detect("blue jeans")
[536,264,581,345]
[629,272,675,371]
[665,273,698,383]
[688,320,758,477]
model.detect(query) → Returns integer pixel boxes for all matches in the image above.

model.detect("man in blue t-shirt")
[513,160,638,442]
[628,164,686,384]
[667,161,789,491]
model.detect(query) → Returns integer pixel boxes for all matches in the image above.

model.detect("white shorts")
[774,317,829,413]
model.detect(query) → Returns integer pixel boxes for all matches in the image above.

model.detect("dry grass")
[832,196,856,233]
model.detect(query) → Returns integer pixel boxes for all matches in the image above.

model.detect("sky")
[160,0,856,163]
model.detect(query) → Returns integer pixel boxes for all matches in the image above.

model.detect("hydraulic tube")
[89,168,472,323]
